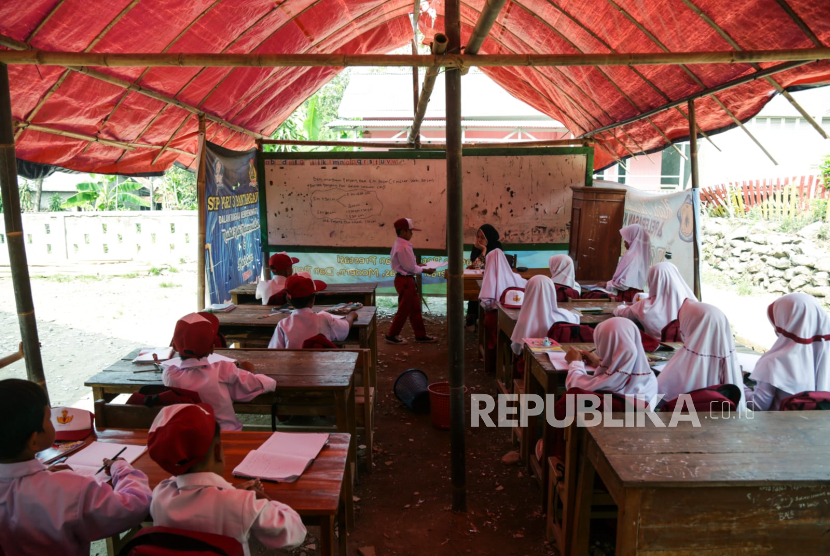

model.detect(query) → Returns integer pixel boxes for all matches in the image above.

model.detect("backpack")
[555,285,579,303]
[614,288,643,304]
[126,386,202,408]
[580,290,611,300]
[661,319,681,342]
[661,384,742,413]
[640,332,661,353]
[301,334,339,349]
[118,527,244,556]
[499,287,525,309]
[547,322,595,343]
[779,391,830,411]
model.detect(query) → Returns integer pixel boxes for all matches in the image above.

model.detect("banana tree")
[62,175,150,211]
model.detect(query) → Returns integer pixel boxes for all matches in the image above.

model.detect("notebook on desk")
[233,432,329,483]
[65,442,146,482]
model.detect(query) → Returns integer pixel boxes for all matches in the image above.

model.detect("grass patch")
[121,273,140,279]
[148,267,163,276]
[159,281,180,288]
[179,258,187,265]
[167,266,179,273]
[33,274,103,282]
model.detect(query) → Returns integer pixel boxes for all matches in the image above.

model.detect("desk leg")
[616,489,640,556]
[231,292,239,305]
[335,386,356,530]
[338,487,348,556]
[320,515,335,556]
[571,440,598,556]
[522,370,540,468]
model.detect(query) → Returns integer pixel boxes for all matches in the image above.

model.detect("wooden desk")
[571,411,830,555]
[96,429,350,556]
[463,267,550,301]
[230,282,377,306]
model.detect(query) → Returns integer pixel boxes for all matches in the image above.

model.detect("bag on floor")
[779,391,830,411]
[661,384,742,413]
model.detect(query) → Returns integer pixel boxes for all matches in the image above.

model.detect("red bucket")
[427,382,468,429]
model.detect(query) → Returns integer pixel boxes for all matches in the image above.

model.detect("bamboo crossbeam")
[408,34,448,144]
[464,0,508,56]
[0,48,828,68]
[259,138,592,148]
[772,0,823,47]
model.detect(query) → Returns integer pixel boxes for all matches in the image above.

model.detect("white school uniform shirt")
[255,275,287,305]
[478,249,526,310]
[613,262,696,338]
[162,358,276,431]
[267,308,351,349]
[0,459,152,556]
[608,224,651,292]
[566,318,658,404]
[151,472,306,556]
[656,300,745,410]
[548,255,581,293]
[390,237,423,276]
[750,293,830,410]
[510,275,579,355]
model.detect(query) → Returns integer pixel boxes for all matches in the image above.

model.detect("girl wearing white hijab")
[548,254,581,300]
[750,293,830,411]
[564,317,658,403]
[510,276,579,355]
[478,249,526,310]
[596,224,651,298]
[657,300,746,410]
[614,262,696,339]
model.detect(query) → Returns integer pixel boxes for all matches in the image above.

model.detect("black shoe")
[385,335,408,345]
[414,335,438,343]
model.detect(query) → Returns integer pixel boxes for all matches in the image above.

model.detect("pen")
[95,446,127,475]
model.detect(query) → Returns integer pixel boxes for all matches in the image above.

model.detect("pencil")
[95,446,127,475]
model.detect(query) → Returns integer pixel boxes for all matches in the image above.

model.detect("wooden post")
[196,114,207,310]
[688,100,702,301]
[408,34,448,144]
[0,63,48,398]
[445,0,466,513]
[411,1,420,122]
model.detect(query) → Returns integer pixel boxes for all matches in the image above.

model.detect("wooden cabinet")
[568,186,626,281]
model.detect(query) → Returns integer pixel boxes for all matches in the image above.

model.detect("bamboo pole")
[411,0,421,118]
[259,138,592,148]
[408,34,449,144]
[0,63,48,399]
[462,0,508,75]
[688,100,702,300]
[771,0,823,47]
[196,115,207,311]
[445,0,466,514]
[152,113,193,165]
[1,48,828,68]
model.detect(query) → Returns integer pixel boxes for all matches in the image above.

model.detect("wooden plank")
[229,282,378,306]
[215,305,376,329]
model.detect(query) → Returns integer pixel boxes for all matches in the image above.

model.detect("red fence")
[701,175,828,218]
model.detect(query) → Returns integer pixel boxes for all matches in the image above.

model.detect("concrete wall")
[0,211,197,265]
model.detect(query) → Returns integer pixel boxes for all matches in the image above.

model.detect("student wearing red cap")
[255,252,300,305]
[0,379,152,556]
[267,274,357,349]
[385,218,437,345]
[163,313,277,431]
[148,405,306,554]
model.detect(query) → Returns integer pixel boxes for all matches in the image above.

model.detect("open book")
[132,347,175,364]
[65,442,146,482]
[582,285,614,295]
[548,351,597,373]
[233,432,328,483]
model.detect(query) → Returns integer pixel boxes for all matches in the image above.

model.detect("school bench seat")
[94,399,163,429]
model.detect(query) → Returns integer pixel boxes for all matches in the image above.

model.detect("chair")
[94,399,163,429]
[661,319,681,342]
[117,526,244,556]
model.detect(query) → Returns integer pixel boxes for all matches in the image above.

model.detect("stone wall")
[701,217,830,304]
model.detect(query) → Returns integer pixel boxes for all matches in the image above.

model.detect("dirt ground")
[0,270,588,556]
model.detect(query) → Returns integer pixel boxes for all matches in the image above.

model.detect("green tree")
[62,175,149,211]
[0,182,37,213]
[156,166,197,210]
[48,193,63,212]
[820,154,830,189]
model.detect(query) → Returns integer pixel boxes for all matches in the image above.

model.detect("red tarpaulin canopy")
[1,0,828,174]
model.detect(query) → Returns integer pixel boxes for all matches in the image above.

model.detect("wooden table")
[463,267,550,301]
[96,429,351,556]
[571,411,830,555]
[494,302,618,394]
[230,282,377,306]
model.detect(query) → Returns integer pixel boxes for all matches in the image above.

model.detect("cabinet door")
[568,205,581,269]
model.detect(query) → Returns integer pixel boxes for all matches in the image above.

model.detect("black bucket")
[393,369,431,413]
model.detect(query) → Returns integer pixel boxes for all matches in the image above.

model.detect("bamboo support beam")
[0,48,827,68]
[463,0,509,73]
[411,0,420,117]
[710,95,778,165]
[196,115,207,311]
[688,99,702,300]
[152,113,193,165]
[408,34,448,144]
[259,138,592,149]
[771,0,823,47]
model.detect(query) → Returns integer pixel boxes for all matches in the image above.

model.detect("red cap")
[171,313,215,359]
[198,311,220,336]
[269,252,299,272]
[284,274,327,298]
[393,218,421,232]
[148,404,217,476]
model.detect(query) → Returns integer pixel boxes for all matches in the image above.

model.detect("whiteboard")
[261,149,590,250]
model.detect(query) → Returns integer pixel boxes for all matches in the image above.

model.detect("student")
[593,224,651,302]
[510,275,579,355]
[267,274,357,349]
[548,254,580,302]
[479,248,526,369]
[256,252,299,305]
[613,262,696,339]
[564,318,658,403]
[164,313,276,431]
[0,379,152,556]
[148,404,306,554]
[656,300,746,409]
[749,293,830,411]
[466,224,503,329]
[385,218,437,345]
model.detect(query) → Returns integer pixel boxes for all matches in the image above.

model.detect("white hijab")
[593,318,658,401]
[610,224,651,291]
[548,255,580,293]
[625,262,696,338]
[657,300,745,410]
[479,249,526,309]
[510,276,579,354]
[750,293,830,396]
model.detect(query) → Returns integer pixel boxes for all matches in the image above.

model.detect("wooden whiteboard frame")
[256,147,594,255]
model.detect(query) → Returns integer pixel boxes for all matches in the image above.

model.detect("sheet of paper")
[463,269,484,275]
[259,432,328,459]
[423,260,448,270]
[233,451,310,483]
[162,352,236,368]
[66,442,146,469]
[132,347,174,363]
[547,351,597,373]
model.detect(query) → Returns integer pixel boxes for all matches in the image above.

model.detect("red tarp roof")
[1,0,829,173]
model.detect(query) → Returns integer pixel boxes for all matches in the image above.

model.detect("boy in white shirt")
[148,404,306,555]
[163,312,277,431]
[385,217,437,345]
[0,379,152,556]
[255,252,299,305]
[267,274,357,348]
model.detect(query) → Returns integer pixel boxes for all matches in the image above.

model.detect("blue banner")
[205,142,262,304]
